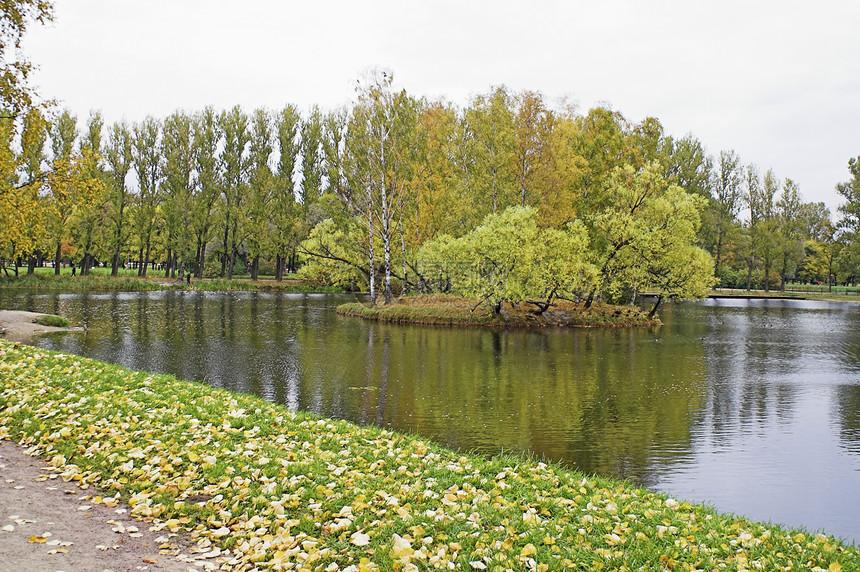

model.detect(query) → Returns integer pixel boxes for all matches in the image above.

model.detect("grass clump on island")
[337,294,658,328]
[1,340,855,570]
[32,313,69,327]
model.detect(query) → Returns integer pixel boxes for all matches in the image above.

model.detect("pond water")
[1,290,858,543]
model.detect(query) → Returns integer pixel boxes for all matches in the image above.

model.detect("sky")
[22,0,860,212]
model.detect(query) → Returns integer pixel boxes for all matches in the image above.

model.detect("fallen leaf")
[28,535,47,543]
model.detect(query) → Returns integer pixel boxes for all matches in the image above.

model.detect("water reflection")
[1,290,858,542]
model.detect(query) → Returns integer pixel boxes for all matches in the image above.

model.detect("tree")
[464,86,516,215]
[46,109,77,274]
[190,107,222,278]
[73,111,107,275]
[272,104,301,280]
[104,120,133,276]
[245,107,274,280]
[345,70,422,305]
[131,117,162,277]
[0,0,53,118]
[776,178,805,290]
[589,163,713,312]
[418,206,599,314]
[710,150,744,278]
[218,105,250,279]
[747,167,780,291]
[160,110,195,278]
[0,107,48,275]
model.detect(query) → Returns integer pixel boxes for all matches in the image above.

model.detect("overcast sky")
[24,0,860,212]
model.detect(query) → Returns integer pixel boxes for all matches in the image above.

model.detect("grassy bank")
[1,340,854,570]
[337,295,658,328]
[0,273,343,294]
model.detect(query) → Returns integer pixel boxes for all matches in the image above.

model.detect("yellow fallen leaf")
[829,563,843,572]
[520,543,537,558]
[29,535,47,543]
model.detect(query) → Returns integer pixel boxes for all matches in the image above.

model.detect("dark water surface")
[2,290,858,543]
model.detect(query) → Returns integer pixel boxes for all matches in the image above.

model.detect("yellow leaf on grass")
[829,563,843,572]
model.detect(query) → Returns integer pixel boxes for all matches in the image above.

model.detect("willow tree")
[589,163,714,312]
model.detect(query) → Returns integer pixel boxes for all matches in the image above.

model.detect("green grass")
[1,339,854,570]
[32,314,69,327]
[338,294,658,328]
[0,272,342,294]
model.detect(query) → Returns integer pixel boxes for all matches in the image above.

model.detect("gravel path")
[0,439,207,572]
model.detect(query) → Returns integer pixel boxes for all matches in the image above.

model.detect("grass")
[0,272,342,294]
[1,339,854,570]
[32,314,69,327]
[337,294,658,328]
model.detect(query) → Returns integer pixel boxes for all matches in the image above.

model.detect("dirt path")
[0,439,214,572]
[0,311,75,342]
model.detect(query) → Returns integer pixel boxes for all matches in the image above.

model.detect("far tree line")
[1,73,859,306]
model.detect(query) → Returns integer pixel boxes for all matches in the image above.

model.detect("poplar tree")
[131,117,162,277]
[272,104,301,280]
[160,110,195,278]
[104,120,133,276]
[245,107,274,280]
[190,107,222,278]
[218,105,250,279]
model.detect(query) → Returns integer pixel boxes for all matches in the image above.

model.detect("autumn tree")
[104,120,133,276]
[131,117,162,277]
[46,109,77,273]
[271,104,301,280]
[218,105,250,279]
[245,107,274,280]
[464,86,516,215]
[345,71,422,304]
[190,107,222,278]
[710,150,744,278]
[74,111,107,275]
[161,110,195,278]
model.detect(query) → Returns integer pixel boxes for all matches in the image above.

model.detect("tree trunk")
[142,239,151,278]
[647,294,663,319]
[714,229,723,278]
[138,247,145,277]
[27,255,36,275]
[251,255,259,281]
[197,242,207,280]
[368,206,376,307]
[55,243,62,276]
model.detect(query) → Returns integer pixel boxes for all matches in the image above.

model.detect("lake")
[1,289,858,543]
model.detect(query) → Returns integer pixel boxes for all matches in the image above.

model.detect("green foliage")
[419,206,599,312]
[297,218,367,290]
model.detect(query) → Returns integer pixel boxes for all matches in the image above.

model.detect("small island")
[337,294,657,328]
